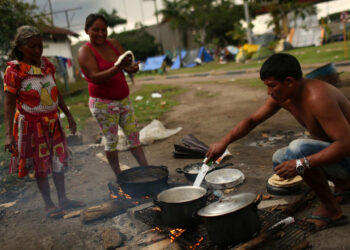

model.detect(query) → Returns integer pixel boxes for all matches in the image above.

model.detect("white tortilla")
[114,50,135,67]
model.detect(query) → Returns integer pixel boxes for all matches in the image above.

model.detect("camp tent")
[142,55,167,71]
[170,50,187,70]
[182,47,213,68]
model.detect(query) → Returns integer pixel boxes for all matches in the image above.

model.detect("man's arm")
[305,94,350,168]
[206,97,281,161]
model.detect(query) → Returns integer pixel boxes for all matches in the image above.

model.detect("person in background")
[78,14,148,180]
[206,53,350,230]
[3,26,85,218]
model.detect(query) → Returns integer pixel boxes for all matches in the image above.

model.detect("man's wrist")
[303,156,311,169]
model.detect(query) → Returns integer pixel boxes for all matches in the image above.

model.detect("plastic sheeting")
[115,120,182,151]
[170,50,187,70]
[142,55,167,71]
[182,47,214,68]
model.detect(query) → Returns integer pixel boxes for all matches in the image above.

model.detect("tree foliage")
[97,8,126,28]
[159,0,250,47]
[109,29,159,61]
[252,0,317,38]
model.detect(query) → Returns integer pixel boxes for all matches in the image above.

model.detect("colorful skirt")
[9,110,68,178]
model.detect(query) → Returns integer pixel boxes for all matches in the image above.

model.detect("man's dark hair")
[260,53,303,82]
[85,13,107,31]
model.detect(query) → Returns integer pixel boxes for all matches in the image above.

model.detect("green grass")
[130,84,186,124]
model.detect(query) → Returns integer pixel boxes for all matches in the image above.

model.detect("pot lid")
[197,193,256,217]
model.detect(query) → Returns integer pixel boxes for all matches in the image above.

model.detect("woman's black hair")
[85,13,107,31]
[260,53,303,82]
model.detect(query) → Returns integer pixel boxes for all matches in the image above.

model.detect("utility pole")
[144,0,163,53]
[243,0,253,44]
[48,0,54,25]
[139,0,145,23]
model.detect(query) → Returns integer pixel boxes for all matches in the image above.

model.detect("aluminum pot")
[153,186,208,228]
[197,193,261,246]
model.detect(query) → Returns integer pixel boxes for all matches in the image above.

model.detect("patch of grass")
[234,78,265,88]
[195,90,219,98]
[130,84,186,124]
[56,77,88,96]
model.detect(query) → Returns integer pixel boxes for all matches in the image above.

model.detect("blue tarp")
[182,47,214,68]
[170,50,187,70]
[142,55,167,71]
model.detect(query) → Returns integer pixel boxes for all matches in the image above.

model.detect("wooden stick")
[80,199,134,223]
[63,209,83,219]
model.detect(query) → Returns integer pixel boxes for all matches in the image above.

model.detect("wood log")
[102,227,123,250]
[63,209,83,219]
[80,199,134,223]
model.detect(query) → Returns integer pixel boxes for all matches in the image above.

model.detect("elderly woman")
[78,14,148,179]
[3,26,85,218]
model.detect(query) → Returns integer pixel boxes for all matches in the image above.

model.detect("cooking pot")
[176,162,233,182]
[198,193,261,246]
[117,165,169,197]
[153,186,208,228]
[205,168,245,190]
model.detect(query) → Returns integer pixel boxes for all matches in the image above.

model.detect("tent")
[182,47,214,68]
[142,55,167,71]
[170,50,187,70]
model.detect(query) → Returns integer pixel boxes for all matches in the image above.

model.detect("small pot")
[176,162,233,182]
[153,186,208,228]
[198,193,261,246]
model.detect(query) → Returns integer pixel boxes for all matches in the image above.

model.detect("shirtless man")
[206,53,350,230]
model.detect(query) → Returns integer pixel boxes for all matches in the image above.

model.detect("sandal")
[306,214,348,231]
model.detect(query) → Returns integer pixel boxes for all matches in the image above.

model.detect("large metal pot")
[198,193,261,246]
[153,186,208,228]
[117,166,169,197]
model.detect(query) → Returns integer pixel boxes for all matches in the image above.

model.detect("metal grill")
[134,206,315,249]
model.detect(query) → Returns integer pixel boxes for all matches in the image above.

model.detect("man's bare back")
[279,79,350,141]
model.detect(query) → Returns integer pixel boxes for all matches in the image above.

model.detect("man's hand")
[206,141,227,163]
[125,62,140,74]
[4,135,17,154]
[275,159,298,179]
[67,115,77,135]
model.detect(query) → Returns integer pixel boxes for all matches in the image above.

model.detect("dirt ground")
[1,71,350,250]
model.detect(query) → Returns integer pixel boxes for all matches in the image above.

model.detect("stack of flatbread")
[268,174,303,187]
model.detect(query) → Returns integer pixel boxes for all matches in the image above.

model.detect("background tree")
[252,0,317,38]
[159,0,250,48]
[97,8,127,28]
[109,28,159,61]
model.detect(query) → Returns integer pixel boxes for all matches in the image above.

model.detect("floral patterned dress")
[4,57,68,178]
